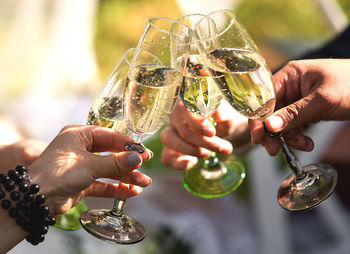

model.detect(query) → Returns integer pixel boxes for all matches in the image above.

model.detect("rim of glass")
[147,17,177,34]
[193,9,238,42]
[176,13,206,28]
[124,47,136,67]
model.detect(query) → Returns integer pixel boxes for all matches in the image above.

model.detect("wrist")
[0,165,56,248]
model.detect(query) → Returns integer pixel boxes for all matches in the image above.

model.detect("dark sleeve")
[273,24,350,73]
[300,24,350,59]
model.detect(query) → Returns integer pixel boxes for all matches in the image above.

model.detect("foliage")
[95,0,182,79]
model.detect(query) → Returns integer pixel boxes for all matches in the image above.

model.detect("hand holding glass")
[194,9,337,211]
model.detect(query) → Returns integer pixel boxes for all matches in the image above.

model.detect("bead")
[25,235,33,243]
[40,225,48,234]
[13,174,24,184]
[19,182,29,193]
[29,184,40,194]
[23,208,34,218]
[30,239,40,246]
[35,194,45,205]
[24,193,35,202]
[0,189,5,199]
[4,180,15,191]
[22,221,30,231]
[0,173,8,184]
[43,217,50,225]
[39,206,49,215]
[10,191,20,201]
[36,234,45,243]
[8,169,18,179]
[1,199,11,209]
[16,216,26,226]
[48,216,56,226]
[9,208,19,218]
[17,200,27,210]
[29,203,39,211]
[15,165,27,175]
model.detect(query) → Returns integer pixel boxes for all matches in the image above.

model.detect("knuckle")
[177,127,190,140]
[283,104,302,124]
[160,128,172,146]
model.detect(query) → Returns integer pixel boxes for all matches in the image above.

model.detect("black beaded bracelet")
[0,165,55,246]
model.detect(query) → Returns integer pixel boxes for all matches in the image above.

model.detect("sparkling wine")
[87,96,128,133]
[180,54,223,118]
[207,48,276,119]
[124,64,181,141]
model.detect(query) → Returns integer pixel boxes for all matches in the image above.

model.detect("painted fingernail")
[268,116,284,130]
[148,149,154,159]
[127,153,142,167]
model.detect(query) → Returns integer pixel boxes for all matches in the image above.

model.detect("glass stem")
[279,136,306,181]
[203,116,220,170]
[110,199,125,217]
[203,151,220,170]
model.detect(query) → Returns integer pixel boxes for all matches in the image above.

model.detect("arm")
[0,139,47,172]
[0,125,152,252]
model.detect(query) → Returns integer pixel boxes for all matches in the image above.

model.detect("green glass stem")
[182,115,245,198]
[203,151,220,170]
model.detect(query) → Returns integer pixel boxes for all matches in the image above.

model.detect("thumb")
[265,94,322,133]
[88,151,144,179]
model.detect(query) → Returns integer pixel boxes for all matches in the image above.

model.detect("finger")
[164,122,232,155]
[86,151,148,179]
[161,126,210,157]
[161,147,198,171]
[282,129,314,151]
[248,119,265,144]
[170,101,215,137]
[110,169,152,187]
[115,182,140,201]
[84,181,143,200]
[262,137,282,156]
[214,101,247,137]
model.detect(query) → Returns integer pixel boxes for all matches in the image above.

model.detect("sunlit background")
[1,0,350,253]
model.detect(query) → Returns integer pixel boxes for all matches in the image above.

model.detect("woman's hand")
[29,125,152,215]
[161,100,249,170]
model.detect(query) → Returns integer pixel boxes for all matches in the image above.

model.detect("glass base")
[278,163,338,211]
[80,209,145,244]
[183,154,245,198]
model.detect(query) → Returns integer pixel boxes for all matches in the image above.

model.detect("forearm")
[0,198,26,252]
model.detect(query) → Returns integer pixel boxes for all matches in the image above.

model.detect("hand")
[29,125,152,215]
[0,139,47,172]
[161,100,249,170]
[250,59,350,155]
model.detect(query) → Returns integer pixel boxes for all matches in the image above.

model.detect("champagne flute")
[173,14,245,198]
[123,17,190,148]
[80,48,147,244]
[194,9,337,211]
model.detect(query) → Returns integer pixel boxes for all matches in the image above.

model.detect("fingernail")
[131,185,143,194]
[147,149,154,159]
[127,153,142,167]
[203,119,215,136]
[199,147,212,158]
[268,116,284,130]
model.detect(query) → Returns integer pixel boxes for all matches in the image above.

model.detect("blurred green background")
[95,0,350,79]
